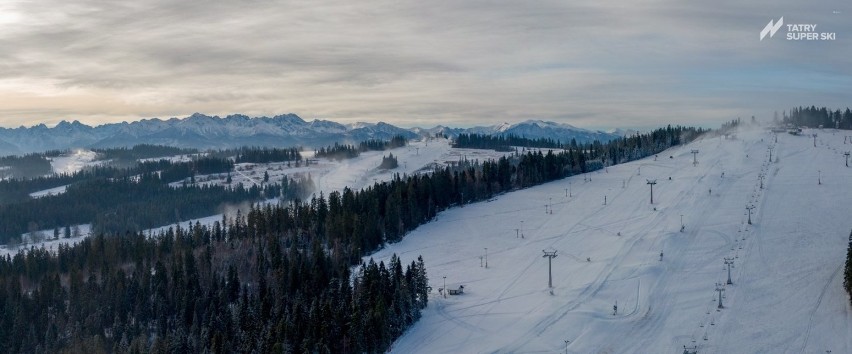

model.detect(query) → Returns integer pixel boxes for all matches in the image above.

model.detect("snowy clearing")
[138,153,205,164]
[366,127,852,353]
[49,149,100,174]
[29,184,68,198]
[1,224,92,258]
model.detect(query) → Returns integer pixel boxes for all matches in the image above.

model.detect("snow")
[49,149,99,174]
[315,138,557,195]
[145,214,226,236]
[138,153,205,163]
[29,184,68,198]
[365,126,852,353]
[1,224,92,258]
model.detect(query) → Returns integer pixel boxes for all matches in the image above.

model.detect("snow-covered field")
[1,224,91,258]
[27,149,103,197]
[49,149,100,175]
[29,184,68,198]
[366,126,852,353]
[314,139,524,195]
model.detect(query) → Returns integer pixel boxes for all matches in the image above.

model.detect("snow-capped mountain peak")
[0,113,624,156]
[442,119,618,144]
[0,114,416,155]
[495,122,513,132]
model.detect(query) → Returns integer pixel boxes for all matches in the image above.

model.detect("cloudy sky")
[0,0,849,129]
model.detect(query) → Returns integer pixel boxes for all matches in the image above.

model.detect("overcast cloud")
[0,0,849,129]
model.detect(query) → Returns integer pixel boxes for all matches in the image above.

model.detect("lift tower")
[647,179,657,204]
[542,248,558,288]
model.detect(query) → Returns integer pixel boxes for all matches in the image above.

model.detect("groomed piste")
[369,125,852,353]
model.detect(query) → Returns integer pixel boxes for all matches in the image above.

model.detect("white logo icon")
[760,17,784,40]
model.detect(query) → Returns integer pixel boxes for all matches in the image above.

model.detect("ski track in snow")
[365,126,852,353]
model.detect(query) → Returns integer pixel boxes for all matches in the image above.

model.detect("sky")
[0,0,850,130]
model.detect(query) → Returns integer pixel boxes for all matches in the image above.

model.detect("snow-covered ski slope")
[145,139,538,233]
[369,126,852,353]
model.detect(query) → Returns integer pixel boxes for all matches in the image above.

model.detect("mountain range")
[0,113,621,155]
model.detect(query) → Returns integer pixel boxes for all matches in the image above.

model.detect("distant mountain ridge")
[0,114,619,155]
[445,119,619,143]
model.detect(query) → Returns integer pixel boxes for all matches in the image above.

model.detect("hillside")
[369,126,852,353]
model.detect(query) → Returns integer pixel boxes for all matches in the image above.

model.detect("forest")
[452,133,564,151]
[315,135,409,160]
[314,143,359,161]
[0,208,428,353]
[358,135,408,151]
[378,154,398,170]
[782,106,852,129]
[93,145,198,167]
[0,151,310,244]
[0,173,304,243]
[0,153,56,179]
[216,147,302,164]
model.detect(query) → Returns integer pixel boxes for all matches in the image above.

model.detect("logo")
[760,17,784,40]
[760,16,836,41]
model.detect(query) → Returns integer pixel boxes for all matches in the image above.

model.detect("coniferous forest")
[0,125,704,353]
[378,154,398,170]
[0,153,55,179]
[358,135,408,152]
[93,146,198,167]
[783,106,852,129]
[0,208,429,353]
[452,133,564,151]
[230,147,302,164]
[314,143,359,161]
[315,135,409,160]
[0,153,307,244]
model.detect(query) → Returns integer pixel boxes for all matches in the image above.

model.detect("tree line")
[93,145,198,167]
[314,143,359,160]
[229,147,302,164]
[358,135,408,151]
[0,153,54,179]
[452,133,564,151]
[783,106,852,129]
[315,135,409,160]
